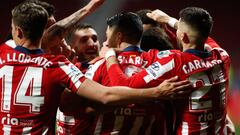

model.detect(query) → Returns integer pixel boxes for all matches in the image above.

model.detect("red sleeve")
[58,59,86,93]
[108,64,149,88]
[163,26,178,49]
[108,51,176,88]
[205,37,220,49]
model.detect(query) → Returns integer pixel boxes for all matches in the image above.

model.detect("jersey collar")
[14,46,44,55]
[184,49,211,58]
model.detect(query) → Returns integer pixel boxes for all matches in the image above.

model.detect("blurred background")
[1,0,239,133]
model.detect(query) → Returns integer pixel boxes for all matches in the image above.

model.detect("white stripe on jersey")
[85,59,105,80]
[42,126,49,135]
[205,43,229,57]
[181,122,188,135]
[145,59,175,82]
[22,127,31,135]
[200,123,207,135]
[5,40,16,48]
[56,108,75,125]
[112,116,124,134]
[94,114,104,135]
[3,125,11,135]
[58,62,84,90]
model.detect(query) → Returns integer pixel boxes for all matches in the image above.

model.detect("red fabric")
[0,41,85,134]
[86,49,168,135]
[107,38,231,135]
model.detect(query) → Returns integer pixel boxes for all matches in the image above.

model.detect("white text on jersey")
[0,53,53,69]
[182,59,223,74]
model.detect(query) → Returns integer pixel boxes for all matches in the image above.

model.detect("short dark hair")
[140,27,173,51]
[179,7,213,39]
[136,9,158,26]
[66,23,94,44]
[12,2,48,42]
[75,23,93,31]
[107,12,143,45]
[24,0,55,16]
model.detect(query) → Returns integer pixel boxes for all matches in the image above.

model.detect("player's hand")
[99,42,109,58]
[146,9,171,24]
[85,0,105,12]
[99,41,122,58]
[156,76,193,99]
[60,39,73,57]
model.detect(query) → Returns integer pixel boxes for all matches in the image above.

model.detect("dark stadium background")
[1,0,239,134]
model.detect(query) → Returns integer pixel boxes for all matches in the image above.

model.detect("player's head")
[136,9,158,31]
[140,27,173,51]
[105,12,143,48]
[11,2,48,44]
[23,0,56,28]
[176,7,213,50]
[67,23,100,62]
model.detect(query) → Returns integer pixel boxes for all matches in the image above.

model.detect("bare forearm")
[146,10,178,30]
[45,0,104,43]
[77,79,158,105]
[47,8,89,41]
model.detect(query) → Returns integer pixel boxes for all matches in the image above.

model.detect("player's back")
[86,46,168,135]
[143,46,230,134]
[0,46,82,134]
[173,47,230,134]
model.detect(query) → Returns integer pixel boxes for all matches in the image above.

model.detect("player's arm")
[204,37,222,50]
[77,77,192,105]
[146,9,178,30]
[146,10,224,51]
[43,0,105,50]
[105,49,177,89]
[59,59,191,105]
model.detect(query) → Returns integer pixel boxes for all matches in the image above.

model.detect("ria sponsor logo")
[1,114,19,125]
[198,111,222,122]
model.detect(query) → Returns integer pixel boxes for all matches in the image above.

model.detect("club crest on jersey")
[157,50,171,58]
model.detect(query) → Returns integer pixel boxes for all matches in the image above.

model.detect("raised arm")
[42,0,105,50]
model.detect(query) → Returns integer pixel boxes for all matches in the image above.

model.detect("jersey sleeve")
[204,37,221,49]
[107,51,176,88]
[58,59,86,93]
[163,26,178,49]
[205,37,230,63]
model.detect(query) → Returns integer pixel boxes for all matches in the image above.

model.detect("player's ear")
[116,32,123,46]
[182,32,190,44]
[16,26,23,40]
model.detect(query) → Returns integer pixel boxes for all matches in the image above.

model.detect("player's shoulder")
[41,54,71,68]
[43,54,67,61]
[4,39,16,48]
[0,39,16,50]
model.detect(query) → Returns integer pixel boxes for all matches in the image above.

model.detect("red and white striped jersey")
[55,58,101,135]
[107,38,231,135]
[85,46,168,135]
[0,42,85,134]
